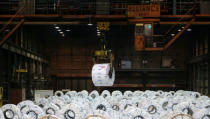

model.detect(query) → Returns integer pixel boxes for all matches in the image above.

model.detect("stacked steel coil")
[0,90,210,119]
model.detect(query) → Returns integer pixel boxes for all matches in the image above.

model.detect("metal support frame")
[164,18,195,49]
[1,14,210,19]
[0,19,24,46]
[0,6,25,33]
[1,42,47,63]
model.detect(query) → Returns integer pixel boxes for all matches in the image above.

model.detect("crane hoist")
[92,22,115,86]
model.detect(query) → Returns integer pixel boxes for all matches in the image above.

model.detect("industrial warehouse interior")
[0,0,209,119]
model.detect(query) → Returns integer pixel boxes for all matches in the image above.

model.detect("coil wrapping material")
[163,112,193,119]
[70,97,90,112]
[123,106,152,119]
[145,100,163,119]
[192,108,209,119]
[174,90,185,97]
[101,90,111,99]
[1,104,22,119]
[91,97,111,112]
[133,91,143,98]
[89,90,99,101]
[108,97,121,112]
[119,99,134,112]
[131,97,141,108]
[17,100,34,112]
[84,110,110,119]
[173,102,196,117]
[0,108,5,119]
[21,105,45,119]
[51,98,65,110]
[112,91,123,99]
[158,98,171,112]
[157,90,165,97]
[91,63,115,86]
[43,103,59,115]
[22,114,30,119]
[54,91,64,97]
[35,98,49,108]
[141,93,149,98]
[164,92,173,98]
[169,91,175,96]
[56,103,83,119]
[38,115,59,119]
[65,91,77,99]
[61,95,71,104]
[1,90,210,119]
[77,90,89,99]
[123,91,133,99]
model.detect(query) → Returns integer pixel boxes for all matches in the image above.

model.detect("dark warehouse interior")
[0,0,209,119]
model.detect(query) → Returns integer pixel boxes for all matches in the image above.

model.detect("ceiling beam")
[159,22,210,25]
[144,47,164,51]
[0,21,210,25]
[0,14,127,19]
[0,14,210,19]
[129,19,160,22]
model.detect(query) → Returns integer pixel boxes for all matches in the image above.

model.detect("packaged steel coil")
[65,91,77,99]
[35,98,48,108]
[43,103,59,115]
[21,105,45,119]
[54,91,64,97]
[0,108,5,119]
[101,90,111,99]
[1,104,22,119]
[1,90,210,119]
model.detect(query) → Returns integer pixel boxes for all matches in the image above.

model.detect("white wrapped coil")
[43,103,59,115]
[21,105,45,119]
[91,63,115,86]
[1,104,22,119]
[54,91,64,97]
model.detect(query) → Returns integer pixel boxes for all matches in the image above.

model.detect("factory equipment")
[92,22,115,86]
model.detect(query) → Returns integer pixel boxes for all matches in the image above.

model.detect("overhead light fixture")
[97,29,99,32]
[66,29,71,32]
[55,26,60,29]
[181,26,184,29]
[97,31,100,34]
[87,16,93,26]
[187,28,192,31]
[5,29,10,32]
[62,34,65,37]
[97,34,100,36]
[171,34,175,36]
[178,29,181,32]
[59,31,63,34]
[57,29,61,32]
